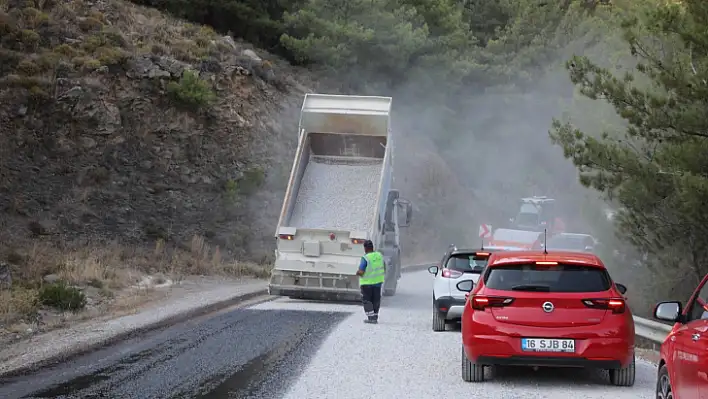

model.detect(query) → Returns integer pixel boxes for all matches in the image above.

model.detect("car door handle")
[692,333,701,341]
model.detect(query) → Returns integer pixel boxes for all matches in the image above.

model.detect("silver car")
[427,246,503,331]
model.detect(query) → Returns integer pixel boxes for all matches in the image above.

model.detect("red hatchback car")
[653,272,708,399]
[456,250,635,385]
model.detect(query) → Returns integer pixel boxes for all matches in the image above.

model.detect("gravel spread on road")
[289,157,382,230]
[254,271,656,399]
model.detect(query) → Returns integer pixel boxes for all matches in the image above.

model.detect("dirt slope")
[0,0,321,334]
[0,0,316,265]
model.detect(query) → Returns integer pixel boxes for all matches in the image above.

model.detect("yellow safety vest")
[360,251,385,285]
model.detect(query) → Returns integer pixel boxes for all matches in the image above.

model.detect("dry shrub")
[57,247,133,289]
[116,1,218,61]
[0,288,39,324]
[183,235,271,278]
[0,236,271,325]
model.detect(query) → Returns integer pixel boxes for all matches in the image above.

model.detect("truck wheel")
[432,307,446,331]
[609,353,635,386]
[461,346,485,382]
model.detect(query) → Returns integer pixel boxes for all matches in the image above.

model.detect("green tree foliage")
[550,1,708,291]
[278,0,622,91]
[279,0,478,91]
[461,0,510,46]
[130,0,304,53]
[128,0,617,92]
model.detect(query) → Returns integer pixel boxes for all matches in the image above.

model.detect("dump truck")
[268,93,413,302]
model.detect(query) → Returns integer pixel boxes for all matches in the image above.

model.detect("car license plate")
[521,338,575,353]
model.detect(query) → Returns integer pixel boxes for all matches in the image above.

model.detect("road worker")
[356,240,385,324]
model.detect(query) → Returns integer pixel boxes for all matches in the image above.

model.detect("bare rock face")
[56,86,122,135]
[242,49,262,62]
[127,55,193,79]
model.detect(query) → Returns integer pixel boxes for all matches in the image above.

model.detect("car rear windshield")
[484,263,611,292]
[446,254,489,273]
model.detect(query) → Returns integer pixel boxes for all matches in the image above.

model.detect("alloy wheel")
[657,373,673,399]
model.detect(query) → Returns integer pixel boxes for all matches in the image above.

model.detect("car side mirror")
[456,280,474,292]
[615,283,627,295]
[654,301,682,323]
[428,265,438,275]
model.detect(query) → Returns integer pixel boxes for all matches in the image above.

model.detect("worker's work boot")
[364,318,378,324]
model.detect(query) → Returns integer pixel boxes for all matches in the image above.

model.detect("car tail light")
[475,252,490,256]
[279,234,294,240]
[441,269,463,279]
[536,261,558,265]
[470,295,515,310]
[351,238,365,244]
[582,298,626,314]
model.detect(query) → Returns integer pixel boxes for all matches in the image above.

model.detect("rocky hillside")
[0,0,315,279]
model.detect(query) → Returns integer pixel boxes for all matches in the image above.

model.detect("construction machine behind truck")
[268,93,413,302]
[509,196,564,234]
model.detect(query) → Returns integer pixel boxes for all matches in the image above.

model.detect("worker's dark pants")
[361,284,381,321]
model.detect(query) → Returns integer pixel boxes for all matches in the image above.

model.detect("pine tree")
[550,0,708,288]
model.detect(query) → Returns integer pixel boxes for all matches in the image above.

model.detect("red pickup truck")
[653,273,708,398]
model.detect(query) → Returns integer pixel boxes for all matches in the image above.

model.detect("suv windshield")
[446,254,489,273]
[484,264,611,292]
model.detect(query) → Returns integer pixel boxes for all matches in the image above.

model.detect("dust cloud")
[248,20,624,267]
[386,53,613,263]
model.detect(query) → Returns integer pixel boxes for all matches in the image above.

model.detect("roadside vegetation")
[0,237,270,329]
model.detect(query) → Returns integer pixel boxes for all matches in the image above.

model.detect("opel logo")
[542,302,554,313]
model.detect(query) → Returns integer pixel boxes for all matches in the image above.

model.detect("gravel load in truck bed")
[289,157,382,231]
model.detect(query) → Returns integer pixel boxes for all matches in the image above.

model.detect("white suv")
[427,246,502,331]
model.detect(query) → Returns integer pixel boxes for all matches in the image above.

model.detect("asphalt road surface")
[0,270,657,399]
